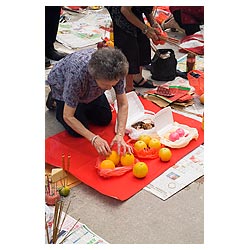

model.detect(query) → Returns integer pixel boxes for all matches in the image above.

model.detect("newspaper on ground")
[45,205,109,244]
[144,145,204,200]
[56,8,112,49]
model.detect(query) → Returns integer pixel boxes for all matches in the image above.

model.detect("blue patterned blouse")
[46,48,125,108]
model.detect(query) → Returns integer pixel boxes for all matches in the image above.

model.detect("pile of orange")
[100,150,135,169]
[99,138,173,179]
[135,135,162,150]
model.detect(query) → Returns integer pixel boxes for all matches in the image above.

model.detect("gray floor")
[45,8,204,244]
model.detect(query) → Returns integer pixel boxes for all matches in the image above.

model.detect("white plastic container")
[114,91,155,139]
[154,107,199,148]
[114,92,198,147]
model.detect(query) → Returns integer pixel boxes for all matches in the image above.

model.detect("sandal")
[133,77,156,88]
[46,91,56,110]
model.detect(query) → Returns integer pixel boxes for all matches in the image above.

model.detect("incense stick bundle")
[45,200,78,244]
[158,34,199,56]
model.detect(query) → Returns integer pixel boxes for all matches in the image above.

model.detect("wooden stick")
[62,154,65,186]
[67,154,71,172]
[62,154,65,170]
[52,201,60,243]
[58,201,71,236]
[59,218,80,244]
[150,43,160,57]
[159,35,199,56]
[66,154,71,185]
[54,201,64,244]
[46,174,50,195]
[45,213,50,244]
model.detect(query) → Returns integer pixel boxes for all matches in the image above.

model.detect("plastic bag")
[96,156,137,178]
[159,122,199,148]
[126,139,161,159]
[151,49,177,81]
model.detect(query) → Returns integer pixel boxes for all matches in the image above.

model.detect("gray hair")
[88,47,129,81]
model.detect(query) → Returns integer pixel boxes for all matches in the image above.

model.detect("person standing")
[45,6,68,67]
[106,6,163,92]
[162,6,204,36]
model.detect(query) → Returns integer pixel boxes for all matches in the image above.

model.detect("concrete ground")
[45,7,204,244]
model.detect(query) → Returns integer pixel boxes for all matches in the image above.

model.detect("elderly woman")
[46,47,131,156]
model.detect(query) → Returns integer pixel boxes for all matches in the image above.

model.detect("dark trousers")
[45,6,61,52]
[113,23,151,74]
[55,94,112,137]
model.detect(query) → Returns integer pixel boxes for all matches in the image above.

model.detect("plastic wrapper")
[95,156,138,178]
[126,139,161,159]
[159,122,198,148]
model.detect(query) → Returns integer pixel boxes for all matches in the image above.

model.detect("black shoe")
[46,91,56,110]
[45,56,51,68]
[46,48,68,61]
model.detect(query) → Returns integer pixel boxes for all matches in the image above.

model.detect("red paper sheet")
[45,98,204,200]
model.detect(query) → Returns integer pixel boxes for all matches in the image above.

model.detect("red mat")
[45,98,204,200]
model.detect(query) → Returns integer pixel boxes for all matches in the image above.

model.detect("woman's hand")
[92,136,112,156]
[110,134,133,155]
[144,26,159,41]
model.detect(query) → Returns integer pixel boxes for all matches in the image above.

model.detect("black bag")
[150,49,177,81]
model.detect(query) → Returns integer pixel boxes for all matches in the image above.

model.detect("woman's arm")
[110,93,132,155]
[120,6,158,41]
[115,93,128,137]
[63,104,111,156]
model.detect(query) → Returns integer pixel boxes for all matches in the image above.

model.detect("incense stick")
[62,154,65,186]
[66,154,71,185]
[45,213,50,244]
[54,201,64,244]
[159,35,199,56]
[52,201,59,243]
[59,218,80,244]
[46,174,50,195]
[58,201,71,236]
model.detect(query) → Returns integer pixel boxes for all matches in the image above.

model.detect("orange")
[134,140,147,151]
[200,94,204,104]
[100,159,115,169]
[106,150,120,165]
[106,40,114,47]
[133,162,148,178]
[148,138,161,150]
[159,147,172,162]
[139,134,152,145]
[120,153,135,166]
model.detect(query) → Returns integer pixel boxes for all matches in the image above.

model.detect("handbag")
[151,49,177,81]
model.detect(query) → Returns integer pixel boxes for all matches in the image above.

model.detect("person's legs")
[133,31,151,83]
[113,23,139,92]
[45,6,61,51]
[45,6,68,61]
[55,94,112,137]
[84,94,112,126]
[132,31,156,88]
[172,10,200,36]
